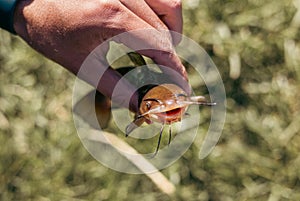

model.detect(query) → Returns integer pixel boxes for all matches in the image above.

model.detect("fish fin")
[125,116,145,137]
[127,52,147,66]
[115,66,135,76]
[73,90,111,129]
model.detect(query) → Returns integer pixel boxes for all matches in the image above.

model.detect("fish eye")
[143,98,163,104]
[146,102,151,109]
[175,93,187,98]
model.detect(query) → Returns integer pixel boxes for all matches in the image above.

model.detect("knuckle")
[82,0,125,27]
[170,0,182,10]
[86,0,123,17]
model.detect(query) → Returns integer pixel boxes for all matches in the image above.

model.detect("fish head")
[138,84,216,124]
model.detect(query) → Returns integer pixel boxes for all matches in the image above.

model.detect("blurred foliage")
[1,0,300,200]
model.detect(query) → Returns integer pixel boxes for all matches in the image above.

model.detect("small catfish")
[125,83,216,156]
[74,52,216,156]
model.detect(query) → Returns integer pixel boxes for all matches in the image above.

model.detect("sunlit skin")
[126,83,216,156]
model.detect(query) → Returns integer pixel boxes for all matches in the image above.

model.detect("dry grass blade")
[86,129,176,195]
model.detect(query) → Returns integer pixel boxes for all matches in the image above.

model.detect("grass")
[1,0,300,200]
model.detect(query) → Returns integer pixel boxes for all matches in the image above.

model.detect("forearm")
[0,0,20,34]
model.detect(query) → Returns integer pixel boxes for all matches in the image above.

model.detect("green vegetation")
[1,0,300,200]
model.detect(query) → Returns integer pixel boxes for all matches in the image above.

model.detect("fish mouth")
[164,108,182,116]
[153,107,185,124]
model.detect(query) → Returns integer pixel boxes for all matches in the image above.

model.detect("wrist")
[0,0,20,34]
[13,0,29,37]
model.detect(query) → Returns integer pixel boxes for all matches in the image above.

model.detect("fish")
[125,83,216,156]
[74,52,216,156]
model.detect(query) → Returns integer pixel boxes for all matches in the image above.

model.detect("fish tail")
[73,90,111,129]
[94,91,112,129]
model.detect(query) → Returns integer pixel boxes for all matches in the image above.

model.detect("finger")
[147,51,190,94]
[77,42,139,112]
[119,0,181,45]
[119,0,169,31]
[144,0,183,45]
[114,28,189,90]
[112,4,189,91]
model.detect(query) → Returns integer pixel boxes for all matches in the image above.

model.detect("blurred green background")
[1,0,300,200]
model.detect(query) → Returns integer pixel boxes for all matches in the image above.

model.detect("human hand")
[13,0,188,112]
